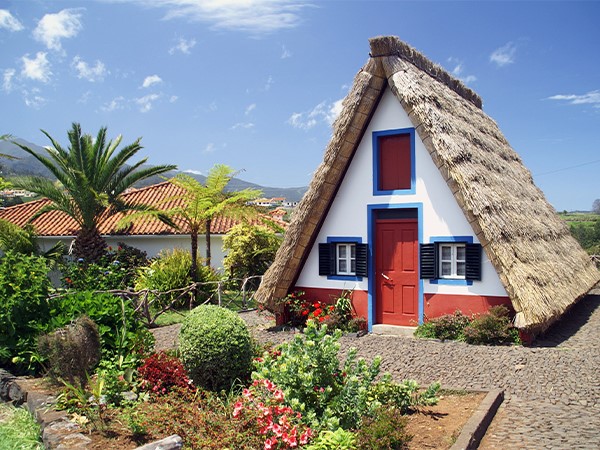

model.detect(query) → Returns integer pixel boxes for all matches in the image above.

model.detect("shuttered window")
[420,242,481,281]
[319,241,368,279]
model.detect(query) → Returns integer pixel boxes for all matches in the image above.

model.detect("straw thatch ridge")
[256,36,599,333]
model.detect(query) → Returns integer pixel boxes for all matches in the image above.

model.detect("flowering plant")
[138,351,194,395]
[233,378,313,449]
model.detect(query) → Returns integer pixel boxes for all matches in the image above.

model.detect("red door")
[375,219,418,326]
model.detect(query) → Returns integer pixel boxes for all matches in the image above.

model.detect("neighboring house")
[256,36,599,335]
[0,181,285,270]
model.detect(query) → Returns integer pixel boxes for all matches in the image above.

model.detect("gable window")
[420,238,481,284]
[319,238,368,280]
[373,128,415,195]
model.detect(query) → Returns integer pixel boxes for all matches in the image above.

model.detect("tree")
[10,123,176,263]
[592,199,600,215]
[156,166,261,280]
[223,223,283,282]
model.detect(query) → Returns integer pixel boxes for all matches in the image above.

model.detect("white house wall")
[38,234,228,270]
[296,87,507,297]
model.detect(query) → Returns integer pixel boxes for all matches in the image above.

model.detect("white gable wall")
[296,87,507,297]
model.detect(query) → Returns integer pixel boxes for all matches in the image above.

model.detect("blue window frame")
[372,127,416,196]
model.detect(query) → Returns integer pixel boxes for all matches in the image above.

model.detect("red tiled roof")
[0,181,287,237]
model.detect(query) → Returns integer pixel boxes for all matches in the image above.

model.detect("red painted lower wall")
[424,293,512,318]
[292,286,369,320]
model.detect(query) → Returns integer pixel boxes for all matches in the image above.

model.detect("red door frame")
[375,219,419,326]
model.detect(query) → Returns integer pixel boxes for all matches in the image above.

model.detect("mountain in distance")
[0,138,308,203]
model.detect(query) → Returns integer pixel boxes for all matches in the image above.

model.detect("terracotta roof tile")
[0,181,287,237]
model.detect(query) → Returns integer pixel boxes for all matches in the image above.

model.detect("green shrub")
[134,248,218,307]
[307,428,357,450]
[253,321,382,430]
[368,375,440,413]
[463,305,521,345]
[413,310,471,341]
[50,291,152,357]
[179,305,252,391]
[62,243,148,291]
[355,406,412,450]
[37,316,101,388]
[0,251,53,372]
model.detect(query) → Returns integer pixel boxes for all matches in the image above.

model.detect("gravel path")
[153,289,600,449]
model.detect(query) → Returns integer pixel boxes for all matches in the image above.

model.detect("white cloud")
[101,96,126,112]
[130,0,310,35]
[3,69,15,92]
[231,122,255,130]
[447,57,477,85]
[203,143,215,153]
[23,88,46,109]
[490,42,517,67]
[78,90,92,104]
[21,52,52,83]
[183,169,203,175]
[281,45,292,59]
[288,98,344,130]
[33,9,82,52]
[264,75,274,91]
[547,90,600,108]
[245,103,256,115]
[142,74,162,88]
[0,9,24,31]
[136,93,161,112]
[71,56,107,82]
[169,37,196,54]
[169,95,178,103]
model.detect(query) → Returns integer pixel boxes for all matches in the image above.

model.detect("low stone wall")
[0,369,182,449]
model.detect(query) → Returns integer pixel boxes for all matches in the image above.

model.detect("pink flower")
[233,401,243,418]
[300,429,313,445]
[273,389,284,401]
[264,437,275,450]
[272,423,283,437]
[242,388,252,398]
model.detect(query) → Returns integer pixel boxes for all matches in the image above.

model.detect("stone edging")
[450,389,504,450]
[0,369,182,449]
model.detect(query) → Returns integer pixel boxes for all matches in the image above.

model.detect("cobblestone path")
[253,289,600,449]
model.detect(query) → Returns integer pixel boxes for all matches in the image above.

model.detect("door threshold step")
[371,324,417,337]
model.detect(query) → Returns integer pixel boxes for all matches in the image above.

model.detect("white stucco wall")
[296,87,507,297]
[38,234,228,270]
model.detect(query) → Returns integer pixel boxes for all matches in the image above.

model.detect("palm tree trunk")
[190,229,198,282]
[205,219,212,268]
[73,227,106,264]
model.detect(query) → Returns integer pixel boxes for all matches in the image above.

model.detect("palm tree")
[10,123,176,263]
[158,165,261,280]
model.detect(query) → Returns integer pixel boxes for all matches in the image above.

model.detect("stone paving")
[251,290,600,449]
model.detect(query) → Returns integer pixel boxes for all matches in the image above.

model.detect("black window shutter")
[355,243,368,278]
[318,243,335,276]
[465,243,482,281]
[420,243,437,279]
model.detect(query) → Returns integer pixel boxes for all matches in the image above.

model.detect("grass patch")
[152,308,192,327]
[0,403,43,450]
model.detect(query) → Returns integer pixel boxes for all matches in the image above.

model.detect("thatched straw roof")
[256,36,599,333]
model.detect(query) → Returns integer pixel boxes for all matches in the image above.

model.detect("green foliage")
[413,310,471,341]
[253,321,383,430]
[0,403,43,450]
[355,406,412,450]
[134,248,218,307]
[368,375,440,413]
[11,123,176,263]
[223,223,282,279]
[463,305,521,345]
[281,290,361,331]
[95,353,141,406]
[565,212,600,254]
[37,316,101,388]
[62,243,148,290]
[50,291,153,357]
[179,305,253,391]
[306,428,357,450]
[0,251,52,372]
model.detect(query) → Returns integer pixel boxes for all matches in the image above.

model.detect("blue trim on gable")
[326,236,363,281]
[367,203,424,332]
[372,128,416,196]
[428,235,474,286]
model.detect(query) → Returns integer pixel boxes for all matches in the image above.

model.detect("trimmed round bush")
[179,305,252,391]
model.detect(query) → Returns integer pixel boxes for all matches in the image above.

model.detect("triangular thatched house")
[256,36,599,335]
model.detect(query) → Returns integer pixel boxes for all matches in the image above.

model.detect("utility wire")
[533,157,600,177]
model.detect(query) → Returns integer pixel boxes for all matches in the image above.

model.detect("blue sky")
[1,0,598,211]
